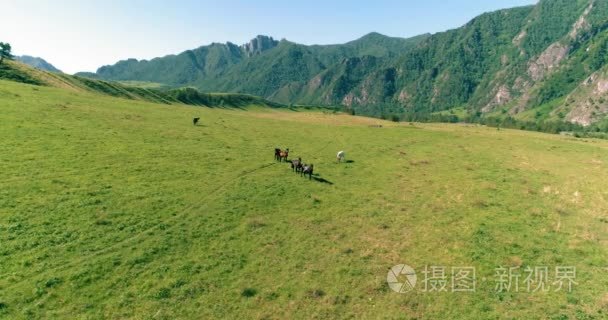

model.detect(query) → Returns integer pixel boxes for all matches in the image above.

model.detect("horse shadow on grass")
[311,175,334,185]
[345,160,355,164]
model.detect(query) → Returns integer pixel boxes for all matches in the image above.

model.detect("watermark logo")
[387,264,417,293]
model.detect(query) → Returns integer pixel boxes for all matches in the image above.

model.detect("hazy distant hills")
[78,0,608,126]
[16,55,62,73]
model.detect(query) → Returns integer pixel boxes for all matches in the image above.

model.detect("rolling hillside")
[77,0,608,126]
[1,73,607,319]
[0,60,283,109]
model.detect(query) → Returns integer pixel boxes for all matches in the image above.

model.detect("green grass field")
[1,79,607,319]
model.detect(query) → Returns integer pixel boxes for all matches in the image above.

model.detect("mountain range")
[77,0,608,126]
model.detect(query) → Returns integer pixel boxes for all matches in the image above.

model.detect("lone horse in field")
[337,151,345,163]
[193,117,200,126]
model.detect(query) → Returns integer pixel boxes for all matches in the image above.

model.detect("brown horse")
[279,148,289,162]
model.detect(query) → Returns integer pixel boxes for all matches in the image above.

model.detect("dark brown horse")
[274,148,281,161]
[193,117,200,125]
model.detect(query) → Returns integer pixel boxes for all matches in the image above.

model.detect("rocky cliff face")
[329,0,608,124]
[241,35,279,57]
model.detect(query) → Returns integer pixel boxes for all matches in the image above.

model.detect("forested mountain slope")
[78,0,608,126]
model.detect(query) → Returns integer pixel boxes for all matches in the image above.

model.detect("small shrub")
[241,288,257,298]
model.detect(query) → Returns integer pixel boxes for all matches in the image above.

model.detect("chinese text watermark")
[387,264,577,294]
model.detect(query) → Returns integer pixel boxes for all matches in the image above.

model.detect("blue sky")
[2,0,537,74]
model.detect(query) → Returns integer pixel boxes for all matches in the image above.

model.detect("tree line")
[342,104,608,139]
[0,42,13,64]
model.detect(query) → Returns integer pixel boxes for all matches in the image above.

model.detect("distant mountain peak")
[16,55,62,73]
[361,31,385,38]
[242,35,279,57]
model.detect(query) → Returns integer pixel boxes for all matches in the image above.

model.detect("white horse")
[337,151,345,163]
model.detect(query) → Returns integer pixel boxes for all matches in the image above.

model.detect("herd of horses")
[274,148,345,180]
[192,118,344,181]
[274,148,315,179]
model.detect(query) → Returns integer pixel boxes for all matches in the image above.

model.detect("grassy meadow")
[0,79,607,319]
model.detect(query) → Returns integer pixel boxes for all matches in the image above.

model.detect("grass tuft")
[241,288,257,298]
